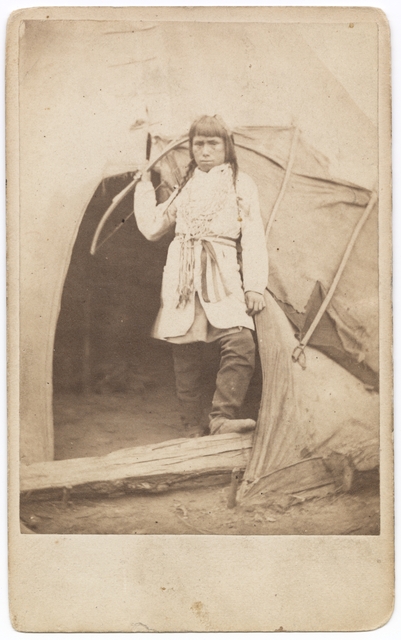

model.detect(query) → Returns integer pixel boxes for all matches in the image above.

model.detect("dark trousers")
[172,329,255,428]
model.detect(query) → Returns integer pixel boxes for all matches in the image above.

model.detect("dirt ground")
[21,349,380,536]
[21,470,379,536]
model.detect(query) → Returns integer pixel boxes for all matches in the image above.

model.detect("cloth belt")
[176,235,237,308]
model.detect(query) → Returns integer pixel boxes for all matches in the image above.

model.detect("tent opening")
[52,173,263,461]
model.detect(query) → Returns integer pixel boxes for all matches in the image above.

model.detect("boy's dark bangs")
[192,117,228,139]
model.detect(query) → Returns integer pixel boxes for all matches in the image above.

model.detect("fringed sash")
[176,235,237,308]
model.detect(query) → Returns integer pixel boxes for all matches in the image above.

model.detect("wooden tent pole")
[265,126,300,238]
[90,136,189,255]
[292,189,378,366]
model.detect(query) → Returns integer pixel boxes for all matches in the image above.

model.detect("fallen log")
[20,432,253,501]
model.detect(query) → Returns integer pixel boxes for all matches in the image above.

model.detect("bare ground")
[20,366,380,536]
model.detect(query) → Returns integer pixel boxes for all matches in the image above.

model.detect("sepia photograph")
[7,5,393,632]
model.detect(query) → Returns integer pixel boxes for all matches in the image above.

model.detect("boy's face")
[192,136,226,172]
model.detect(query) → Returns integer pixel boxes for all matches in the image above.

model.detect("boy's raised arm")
[134,178,177,242]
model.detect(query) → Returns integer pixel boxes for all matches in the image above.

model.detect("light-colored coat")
[134,163,269,340]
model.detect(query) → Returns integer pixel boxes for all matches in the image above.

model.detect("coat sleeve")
[133,181,177,242]
[238,174,269,295]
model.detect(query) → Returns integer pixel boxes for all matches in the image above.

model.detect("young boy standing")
[134,115,268,436]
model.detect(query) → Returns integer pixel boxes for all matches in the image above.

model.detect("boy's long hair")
[177,115,238,195]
